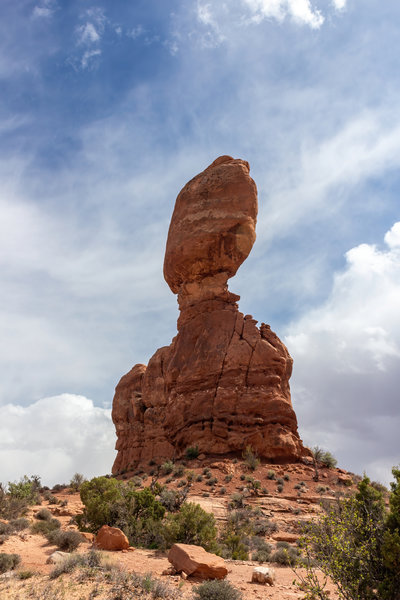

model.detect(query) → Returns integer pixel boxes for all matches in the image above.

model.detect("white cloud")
[332,0,347,10]
[0,395,115,487]
[77,22,101,45]
[286,223,400,485]
[259,112,400,241]
[127,25,144,39]
[32,0,57,19]
[81,48,101,69]
[243,0,324,29]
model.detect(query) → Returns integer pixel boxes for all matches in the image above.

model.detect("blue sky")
[1,0,399,486]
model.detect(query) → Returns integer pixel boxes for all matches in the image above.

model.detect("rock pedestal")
[112,156,308,473]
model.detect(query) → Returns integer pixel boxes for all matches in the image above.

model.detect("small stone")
[251,566,276,586]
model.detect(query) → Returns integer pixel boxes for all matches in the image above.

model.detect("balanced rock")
[95,525,130,551]
[168,543,228,579]
[112,156,308,472]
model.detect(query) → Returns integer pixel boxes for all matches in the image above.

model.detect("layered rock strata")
[112,156,307,473]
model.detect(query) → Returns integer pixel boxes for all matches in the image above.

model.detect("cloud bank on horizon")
[0,0,399,487]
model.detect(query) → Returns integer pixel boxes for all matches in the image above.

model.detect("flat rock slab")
[168,543,228,580]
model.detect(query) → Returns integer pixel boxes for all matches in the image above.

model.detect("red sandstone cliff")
[112,156,308,473]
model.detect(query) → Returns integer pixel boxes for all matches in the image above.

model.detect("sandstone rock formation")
[112,156,308,473]
[168,543,228,579]
[95,525,130,551]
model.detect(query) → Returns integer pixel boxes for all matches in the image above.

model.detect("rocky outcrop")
[112,156,308,473]
[168,543,228,579]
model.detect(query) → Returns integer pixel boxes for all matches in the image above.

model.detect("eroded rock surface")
[112,156,308,473]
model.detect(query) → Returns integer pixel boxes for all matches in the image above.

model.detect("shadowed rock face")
[112,156,308,473]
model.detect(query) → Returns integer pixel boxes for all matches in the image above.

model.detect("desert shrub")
[186,470,195,482]
[8,475,41,504]
[371,481,388,494]
[163,502,218,551]
[242,445,259,471]
[185,445,199,460]
[245,476,261,495]
[172,464,185,478]
[220,487,226,495]
[297,470,400,600]
[228,493,246,509]
[51,483,67,493]
[160,461,174,475]
[159,488,188,512]
[50,553,83,578]
[46,518,63,533]
[271,545,300,565]
[193,579,242,600]
[251,538,272,562]
[267,470,276,480]
[0,535,9,544]
[31,518,61,536]
[284,473,290,481]
[69,473,86,492]
[0,552,21,574]
[294,483,301,490]
[206,476,218,487]
[277,484,283,493]
[77,476,122,532]
[9,517,29,531]
[78,477,165,549]
[17,570,35,579]
[47,530,83,552]
[277,477,284,485]
[0,522,11,535]
[35,507,52,520]
[196,475,203,482]
[224,474,232,483]
[131,572,180,599]
[220,532,249,560]
[177,480,185,488]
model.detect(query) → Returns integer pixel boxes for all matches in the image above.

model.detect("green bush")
[193,579,242,600]
[35,508,52,520]
[0,552,21,574]
[30,518,61,536]
[220,532,249,560]
[163,502,218,551]
[267,470,276,480]
[78,477,165,549]
[242,445,259,471]
[185,445,199,460]
[8,475,41,504]
[228,493,246,509]
[297,469,400,600]
[0,535,9,545]
[49,553,83,579]
[47,530,83,552]
[9,518,29,531]
[69,473,86,492]
[160,461,174,475]
[271,545,300,565]
[0,522,11,535]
